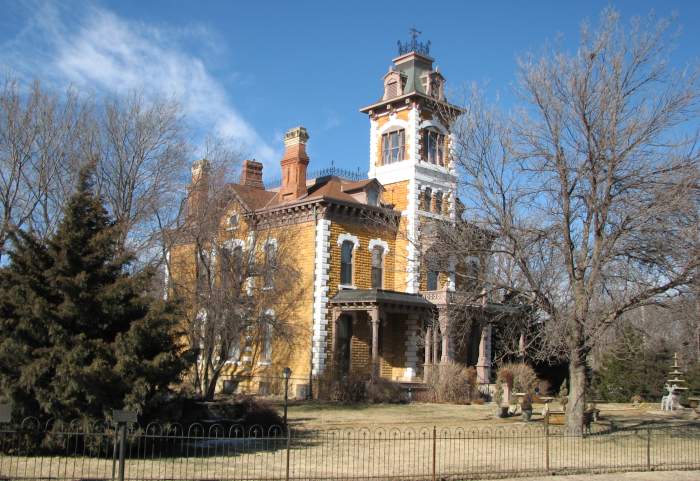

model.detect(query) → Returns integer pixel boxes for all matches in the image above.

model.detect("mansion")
[170,39,516,398]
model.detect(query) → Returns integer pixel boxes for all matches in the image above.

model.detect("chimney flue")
[240,159,264,189]
[279,126,310,201]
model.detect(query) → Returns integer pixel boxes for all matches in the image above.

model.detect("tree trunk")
[566,346,586,433]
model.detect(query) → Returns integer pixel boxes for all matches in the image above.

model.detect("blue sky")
[2,1,699,183]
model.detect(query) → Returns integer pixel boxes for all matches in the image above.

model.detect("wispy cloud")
[1,1,277,165]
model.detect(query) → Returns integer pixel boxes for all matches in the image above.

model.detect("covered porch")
[329,289,434,382]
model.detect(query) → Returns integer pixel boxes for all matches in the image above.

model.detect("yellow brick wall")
[169,199,317,395]
[327,221,397,293]
[227,220,316,394]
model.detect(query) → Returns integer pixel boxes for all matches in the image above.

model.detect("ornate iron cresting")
[398,27,431,56]
[265,166,364,189]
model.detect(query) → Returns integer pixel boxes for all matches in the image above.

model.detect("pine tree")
[592,327,673,402]
[0,169,190,422]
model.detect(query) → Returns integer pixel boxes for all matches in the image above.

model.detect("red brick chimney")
[240,159,264,189]
[187,158,210,219]
[280,126,309,201]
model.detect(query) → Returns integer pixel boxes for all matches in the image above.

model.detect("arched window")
[371,245,384,288]
[434,191,443,214]
[340,240,354,285]
[422,127,445,165]
[421,187,432,211]
[381,129,405,164]
[427,269,439,290]
[263,242,276,288]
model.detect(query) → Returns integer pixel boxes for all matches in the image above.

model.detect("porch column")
[518,332,526,359]
[369,307,380,380]
[439,309,452,364]
[331,307,343,375]
[424,327,432,366]
[432,323,440,364]
[476,323,492,384]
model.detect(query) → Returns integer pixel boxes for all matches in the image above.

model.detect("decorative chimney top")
[397,27,431,56]
[284,126,309,146]
[240,159,264,189]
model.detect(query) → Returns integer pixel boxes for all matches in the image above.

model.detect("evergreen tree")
[592,327,672,402]
[0,169,190,422]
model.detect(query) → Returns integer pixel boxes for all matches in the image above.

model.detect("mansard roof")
[227,174,389,214]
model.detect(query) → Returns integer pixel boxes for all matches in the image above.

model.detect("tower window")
[434,191,443,214]
[381,129,405,164]
[423,128,445,165]
[340,240,354,285]
[371,245,384,288]
[421,187,432,211]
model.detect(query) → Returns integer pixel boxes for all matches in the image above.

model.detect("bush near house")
[417,364,477,404]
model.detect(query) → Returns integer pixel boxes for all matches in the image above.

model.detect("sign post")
[111,410,137,481]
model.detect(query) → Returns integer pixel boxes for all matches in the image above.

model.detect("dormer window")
[367,188,379,206]
[381,129,405,164]
[423,128,445,165]
[383,70,405,100]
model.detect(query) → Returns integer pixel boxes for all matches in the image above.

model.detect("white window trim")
[223,239,245,250]
[338,233,359,289]
[379,118,409,134]
[337,233,359,250]
[368,239,390,256]
[369,239,389,289]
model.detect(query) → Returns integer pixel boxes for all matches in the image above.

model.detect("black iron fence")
[2,419,700,480]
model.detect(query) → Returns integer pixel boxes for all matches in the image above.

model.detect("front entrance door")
[337,315,352,376]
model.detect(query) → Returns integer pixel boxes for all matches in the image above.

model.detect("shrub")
[366,378,406,404]
[419,364,476,404]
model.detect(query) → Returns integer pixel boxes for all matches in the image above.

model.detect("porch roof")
[329,288,434,311]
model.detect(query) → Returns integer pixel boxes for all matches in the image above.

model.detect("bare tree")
[94,93,189,263]
[0,80,191,270]
[0,78,39,262]
[166,158,305,400]
[449,9,700,430]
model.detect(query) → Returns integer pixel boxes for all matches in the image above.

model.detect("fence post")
[646,427,651,470]
[544,414,550,473]
[432,425,437,481]
[285,427,291,481]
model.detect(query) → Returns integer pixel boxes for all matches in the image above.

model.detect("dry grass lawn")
[2,402,699,480]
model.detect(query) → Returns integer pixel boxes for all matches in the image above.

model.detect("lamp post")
[282,367,292,426]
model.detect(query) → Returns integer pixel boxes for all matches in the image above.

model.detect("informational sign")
[112,409,137,424]
[0,403,11,424]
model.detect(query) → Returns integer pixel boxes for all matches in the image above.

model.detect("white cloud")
[0,2,277,165]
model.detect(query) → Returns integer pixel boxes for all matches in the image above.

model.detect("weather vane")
[398,27,431,56]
